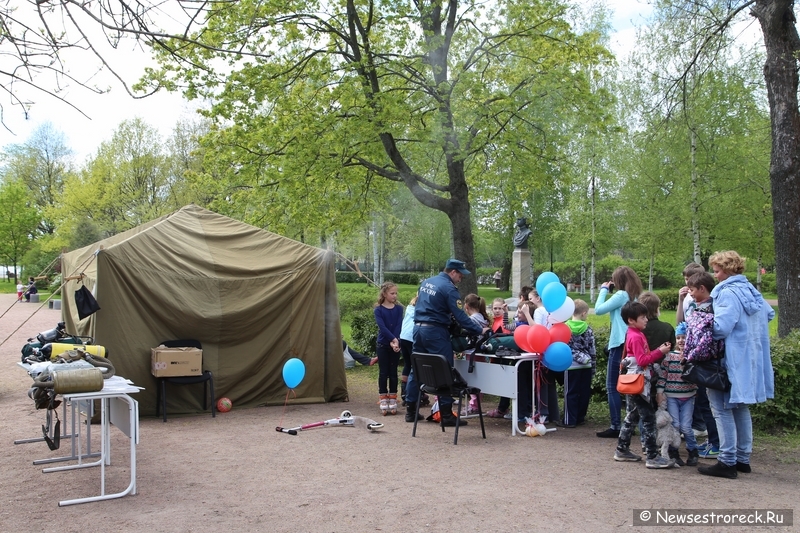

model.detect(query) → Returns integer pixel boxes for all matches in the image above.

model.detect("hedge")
[336,271,421,285]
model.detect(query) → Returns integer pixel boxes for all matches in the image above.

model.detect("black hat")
[445,259,470,275]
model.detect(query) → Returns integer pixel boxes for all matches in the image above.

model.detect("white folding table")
[41,377,141,506]
[454,352,538,436]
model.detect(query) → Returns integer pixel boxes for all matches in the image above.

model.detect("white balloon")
[549,297,575,323]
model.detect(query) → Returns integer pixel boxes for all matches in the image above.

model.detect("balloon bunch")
[511,272,575,372]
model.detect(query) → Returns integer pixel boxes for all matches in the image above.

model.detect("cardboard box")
[151,346,202,377]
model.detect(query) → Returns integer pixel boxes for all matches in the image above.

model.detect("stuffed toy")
[655,407,682,466]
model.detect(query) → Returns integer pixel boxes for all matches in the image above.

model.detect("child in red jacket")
[613,301,674,469]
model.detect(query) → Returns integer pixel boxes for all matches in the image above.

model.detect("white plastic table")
[454,352,538,436]
[41,377,141,506]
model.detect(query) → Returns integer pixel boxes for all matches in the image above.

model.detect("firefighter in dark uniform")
[404,259,489,425]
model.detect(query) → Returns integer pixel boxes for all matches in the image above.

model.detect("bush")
[746,273,776,294]
[350,309,378,357]
[548,256,686,291]
[751,330,800,430]
[337,285,376,322]
[336,271,370,284]
[652,289,679,312]
[590,325,610,401]
[335,271,422,285]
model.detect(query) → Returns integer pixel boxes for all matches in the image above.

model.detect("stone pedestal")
[511,248,531,298]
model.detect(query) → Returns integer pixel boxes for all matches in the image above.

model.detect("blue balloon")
[535,272,560,295]
[541,281,567,313]
[282,358,306,389]
[543,342,572,372]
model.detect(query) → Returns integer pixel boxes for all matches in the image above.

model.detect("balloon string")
[278,388,297,429]
[535,361,550,417]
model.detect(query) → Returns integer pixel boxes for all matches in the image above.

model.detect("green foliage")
[747,273,776,294]
[590,324,611,400]
[21,242,59,282]
[335,272,371,284]
[350,309,378,358]
[337,285,376,322]
[751,330,800,430]
[0,180,40,274]
[548,256,686,290]
[652,289,679,312]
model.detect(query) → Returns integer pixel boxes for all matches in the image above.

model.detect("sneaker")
[698,460,737,479]
[697,441,710,453]
[736,462,752,473]
[646,456,676,469]
[614,448,642,462]
[485,409,507,419]
[503,412,513,420]
[693,428,709,439]
[596,428,620,438]
[699,445,720,458]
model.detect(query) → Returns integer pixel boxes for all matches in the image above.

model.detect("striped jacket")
[656,351,697,398]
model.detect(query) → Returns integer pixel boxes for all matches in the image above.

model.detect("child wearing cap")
[655,322,699,466]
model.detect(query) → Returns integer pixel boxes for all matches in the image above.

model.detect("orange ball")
[216,397,232,413]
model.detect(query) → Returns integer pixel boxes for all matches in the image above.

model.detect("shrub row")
[335,271,421,285]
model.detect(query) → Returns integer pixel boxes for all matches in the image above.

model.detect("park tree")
[53,118,177,242]
[638,0,799,336]
[0,122,72,235]
[0,180,40,281]
[134,0,612,296]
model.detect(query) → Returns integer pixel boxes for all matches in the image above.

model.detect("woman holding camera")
[594,266,643,438]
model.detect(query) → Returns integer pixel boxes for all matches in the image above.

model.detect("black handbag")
[681,358,731,392]
[74,284,101,320]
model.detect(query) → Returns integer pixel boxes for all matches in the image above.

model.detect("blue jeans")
[694,386,719,447]
[707,388,753,466]
[667,396,698,451]
[605,345,623,429]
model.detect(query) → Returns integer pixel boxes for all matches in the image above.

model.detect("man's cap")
[445,259,470,275]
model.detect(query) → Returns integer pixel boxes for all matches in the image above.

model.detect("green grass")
[752,429,800,465]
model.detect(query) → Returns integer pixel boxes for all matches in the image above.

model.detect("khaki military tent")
[61,204,348,416]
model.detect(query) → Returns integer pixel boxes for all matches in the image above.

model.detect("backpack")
[684,307,725,362]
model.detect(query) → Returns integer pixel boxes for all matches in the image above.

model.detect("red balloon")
[527,324,551,354]
[549,323,572,345]
[514,324,532,352]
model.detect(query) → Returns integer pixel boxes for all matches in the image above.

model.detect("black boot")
[405,405,423,423]
[686,448,699,467]
[698,460,737,479]
[439,408,468,427]
[668,447,685,467]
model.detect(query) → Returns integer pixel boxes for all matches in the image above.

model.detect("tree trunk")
[756,0,800,337]
[372,218,379,284]
[690,129,702,264]
[501,256,512,292]
[447,194,478,298]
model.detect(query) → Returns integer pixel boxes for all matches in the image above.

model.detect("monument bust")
[513,217,532,249]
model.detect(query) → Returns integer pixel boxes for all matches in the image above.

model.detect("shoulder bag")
[681,358,731,392]
[617,373,645,395]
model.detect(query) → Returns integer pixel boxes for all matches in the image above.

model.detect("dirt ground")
[0,294,797,532]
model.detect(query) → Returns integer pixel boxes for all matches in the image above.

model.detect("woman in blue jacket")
[594,266,643,438]
[698,251,774,479]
